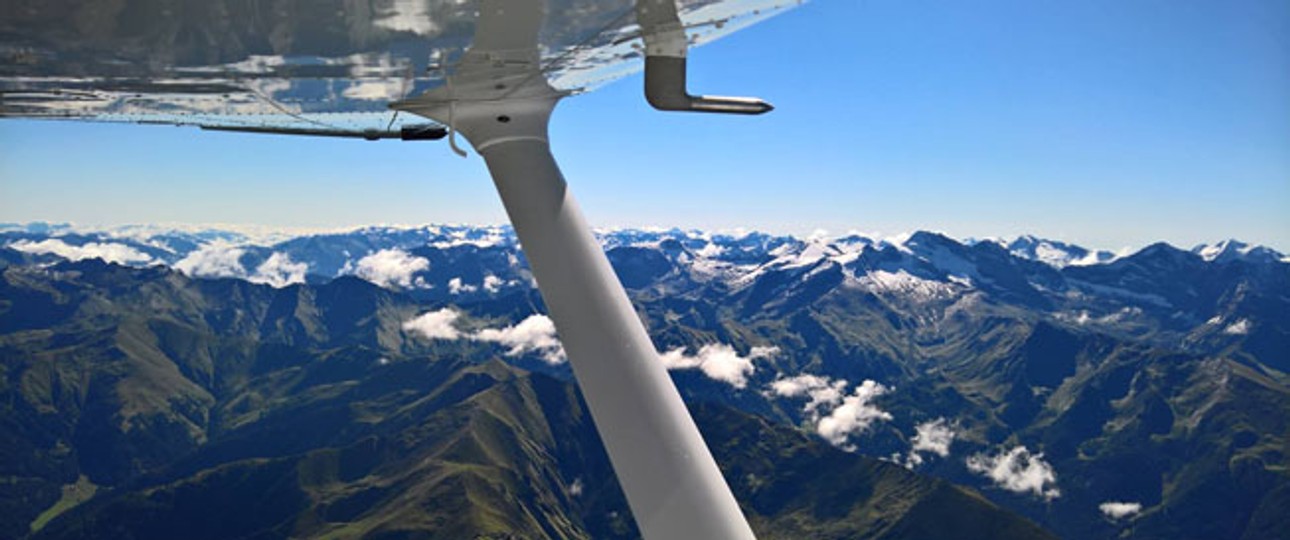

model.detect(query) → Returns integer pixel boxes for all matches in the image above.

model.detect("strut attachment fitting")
[637,0,772,114]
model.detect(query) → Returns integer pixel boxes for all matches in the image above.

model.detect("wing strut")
[394,1,759,537]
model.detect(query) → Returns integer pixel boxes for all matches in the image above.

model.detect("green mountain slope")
[1,260,1053,539]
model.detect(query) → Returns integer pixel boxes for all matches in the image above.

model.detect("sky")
[1,0,1287,252]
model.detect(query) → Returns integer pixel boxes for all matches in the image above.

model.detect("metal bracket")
[637,0,773,114]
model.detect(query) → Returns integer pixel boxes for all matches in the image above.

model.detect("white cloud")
[448,277,478,294]
[768,373,847,415]
[482,274,505,293]
[695,242,726,258]
[1098,501,1142,520]
[349,249,429,289]
[1223,318,1251,335]
[248,252,308,288]
[474,314,566,365]
[815,380,893,451]
[400,310,564,364]
[9,238,153,265]
[430,227,509,249]
[568,477,584,497]
[903,418,956,467]
[767,374,893,451]
[341,79,406,101]
[402,308,462,340]
[174,242,246,278]
[660,344,776,389]
[373,0,439,35]
[966,446,1061,500]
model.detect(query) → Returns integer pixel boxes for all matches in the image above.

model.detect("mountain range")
[1,223,1286,539]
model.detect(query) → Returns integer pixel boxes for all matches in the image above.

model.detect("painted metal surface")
[1,1,788,536]
[0,0,798,134]
[471,108,758,539]
[387,1,759,536]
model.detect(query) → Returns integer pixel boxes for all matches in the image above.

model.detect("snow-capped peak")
[1192,239,1284,264]
[1004,235,1116,268]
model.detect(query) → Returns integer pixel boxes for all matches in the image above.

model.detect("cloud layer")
[173,245,309,288]
[966,446,1061,500]
[10,238,153,265]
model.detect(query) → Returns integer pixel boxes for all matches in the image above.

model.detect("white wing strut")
[484,97,757,540]
[394,1,759,538]
[392,2,753,538]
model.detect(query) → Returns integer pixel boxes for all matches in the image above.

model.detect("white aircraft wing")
[1,0,796,136]
[1,2,804,538]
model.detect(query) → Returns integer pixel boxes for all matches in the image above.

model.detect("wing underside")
[0,0,797,137]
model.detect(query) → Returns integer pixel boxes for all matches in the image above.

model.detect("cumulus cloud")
[1223,318,1251,335]
[248,252,308,288]
[903,418,956,467]
[482,274,505,293]
[695,242,726,258]
[402,308,462,340]
[473,314,566,365]
[769,373,847,414]
[966,446,1061,500]
[568,477,584,497]
[174,242,247,278]
[660,344,776,389]
[767,374,893,451]
[401,310,563,363]
[816,380,893,451]
[448,277,477,294]
[1098,501,1142,520]
[348,249,429,289]
[9,238,153,265]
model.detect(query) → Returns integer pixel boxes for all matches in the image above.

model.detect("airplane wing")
[1,2,803,538]
[1,0,797,137]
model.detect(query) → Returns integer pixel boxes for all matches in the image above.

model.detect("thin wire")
[243,82,342,130]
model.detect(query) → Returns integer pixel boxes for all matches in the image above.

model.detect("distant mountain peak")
[1001,235,1117,269]
[1192,239,1285,264]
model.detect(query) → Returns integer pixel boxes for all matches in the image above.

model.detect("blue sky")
[1,0,1287,251]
